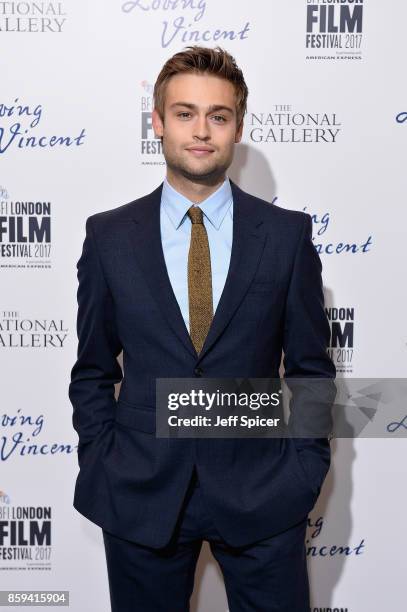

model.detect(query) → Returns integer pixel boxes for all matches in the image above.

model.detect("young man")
[69,46,335,612]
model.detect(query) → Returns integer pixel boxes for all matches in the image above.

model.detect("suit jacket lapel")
[198,180,268,361]
[126,183,197,358]
[126,179,268,362]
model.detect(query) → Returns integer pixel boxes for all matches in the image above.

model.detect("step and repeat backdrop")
[1,1,406,610]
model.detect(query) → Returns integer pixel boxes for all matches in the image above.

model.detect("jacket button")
[194,367,203,377]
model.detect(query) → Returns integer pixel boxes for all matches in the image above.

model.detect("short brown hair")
[153,45,248,129]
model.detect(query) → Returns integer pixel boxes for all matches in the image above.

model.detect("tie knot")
[187,205,204,225]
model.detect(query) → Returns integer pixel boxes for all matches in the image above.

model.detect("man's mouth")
[185,146,215,157]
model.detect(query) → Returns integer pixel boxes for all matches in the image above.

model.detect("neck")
[165,169,226,203]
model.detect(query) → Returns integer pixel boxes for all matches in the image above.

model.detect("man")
[69,45,336,612]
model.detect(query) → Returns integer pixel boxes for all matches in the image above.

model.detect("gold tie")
[187,205,213,355]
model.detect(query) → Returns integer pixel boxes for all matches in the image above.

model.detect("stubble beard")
[163,140,232,185]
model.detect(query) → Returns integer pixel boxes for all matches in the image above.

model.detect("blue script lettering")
[302,206,330,236]
[0,409,44,437]
[273,198,372,255]
[313,235,372,255]
[306,539,365,557]
[162,16,250,48]
[0,123,86,154]
[0,98,86,154]
[387,415,407,433]
[0,98,42,128]
[0,433,77,461]
[306,514,365,557]
[307,515,324,538]
[122,0,207,22]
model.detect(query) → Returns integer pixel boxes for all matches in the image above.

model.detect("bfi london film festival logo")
[140,80,165,165]
[0,187,52,269]
[305,0,364,61]
[0,311,68,348]
[249,105,342,144]
[0,491,53,570]
[0,1,67,33]
[326,306,354,374]
[121,1,250,49]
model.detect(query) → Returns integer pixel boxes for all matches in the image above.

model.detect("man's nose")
[192,115,210,140]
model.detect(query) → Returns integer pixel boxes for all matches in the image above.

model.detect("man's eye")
[212,115,226,122]
[177,112,191,119]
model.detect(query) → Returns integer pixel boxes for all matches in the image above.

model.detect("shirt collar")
[161,175,233,230]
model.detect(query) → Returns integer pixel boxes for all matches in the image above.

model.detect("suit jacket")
[68,179,336,549]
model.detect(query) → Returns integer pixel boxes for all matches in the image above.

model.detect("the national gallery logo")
[325,306,354,374]
[248,104,341,144]
[305,0,364,61]
[0,188,52,269]
[0,311,68,348]
[0,2,67,33]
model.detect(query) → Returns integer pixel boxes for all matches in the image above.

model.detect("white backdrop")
[1,1,406,610]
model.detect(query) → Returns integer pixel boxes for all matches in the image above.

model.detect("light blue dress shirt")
[160,175,233,334]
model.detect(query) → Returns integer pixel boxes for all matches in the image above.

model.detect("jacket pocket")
[115,401,155,434]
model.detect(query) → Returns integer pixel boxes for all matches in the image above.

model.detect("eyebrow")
[169,102,234,115]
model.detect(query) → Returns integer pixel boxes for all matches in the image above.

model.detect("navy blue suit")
[69,179,335,556]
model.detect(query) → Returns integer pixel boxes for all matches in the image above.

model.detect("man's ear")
[152,108,164,138]
[235,119,244,143]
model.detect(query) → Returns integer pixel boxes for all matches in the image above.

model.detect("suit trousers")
[102,468,311,612]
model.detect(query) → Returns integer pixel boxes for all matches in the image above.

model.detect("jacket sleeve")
[283,212,335,379]
[69,215,123,459]
[282,213,336,495]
